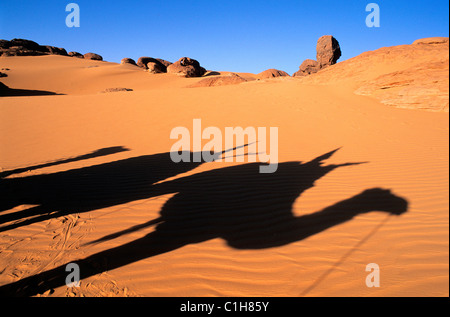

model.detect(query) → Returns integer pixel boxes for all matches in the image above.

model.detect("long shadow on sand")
[0,148,408,296]
[0,88,64,97]
[0,146,130,179]
[0,147,228,232]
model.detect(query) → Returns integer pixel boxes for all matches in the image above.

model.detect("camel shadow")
[0,146,232,232]
[0,146,130,179]
[0,148,408,296]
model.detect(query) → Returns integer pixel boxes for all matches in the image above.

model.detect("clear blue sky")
[0,0,448,74]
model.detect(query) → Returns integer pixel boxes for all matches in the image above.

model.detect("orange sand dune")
[0,39,448,297]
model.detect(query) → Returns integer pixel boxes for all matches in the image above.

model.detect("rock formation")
[120,58,137,66]
[0,38,46,56]
[155,58,172,68]
[293,59,319,77]
[316,35,341,69]
[84,53,103,61]
[136,57,171,72]
[298,37,449,112]
[146,62,166,74]
[0,39,104,61]
[257,69,290,79]
[0,39,69,57]
[44,46,68,56]
[167,57,206,78]
[293,35,341,77]
[68,51,84,58]
[137,57,153,68]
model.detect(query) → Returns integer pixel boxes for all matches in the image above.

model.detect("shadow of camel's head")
[348,188,408,216]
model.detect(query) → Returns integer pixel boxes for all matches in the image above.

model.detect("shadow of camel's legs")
[0,188,407,297]
[0,205,51,228]
[0,229,187,297]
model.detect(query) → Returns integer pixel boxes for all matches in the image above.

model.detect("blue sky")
[0,0,448,74]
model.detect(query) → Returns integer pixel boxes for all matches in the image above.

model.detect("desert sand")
[0,38,448,297]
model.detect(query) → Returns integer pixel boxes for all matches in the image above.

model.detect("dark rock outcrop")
[1,46,46,57]
[293,59,320,77]
[137,57,154,68]
[44,46,68,56]
[0,40,10,49]
[293,35,341,77]
[0,39,48,56]
[9,39,41,51]
[156,58,172,68]
[316,35,341,69]
[120,58,137,66]
[146,62,166,74]
[0,38,85,59]
[68,51,84,58]
[84,53,103,61]
[137,57,173,73]
[167,57,206,78]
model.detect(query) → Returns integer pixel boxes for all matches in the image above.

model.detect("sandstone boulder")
[9,39,42,51]
[0,46,46,57]
[257,69,290,79]
[167,57,206,78]
[68,51,84,58]
[293,59,319,77]
[44,46,68,56]
[120,58,137,66]
[136,57,170,72]
[316,35,341,68]
[137,57,154,68]
[0,39,47,56]
[0,40,11,49]
[147,62,166,74]
[0,39,74,57]
[84,53,103,61]
[156,58,172,68]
